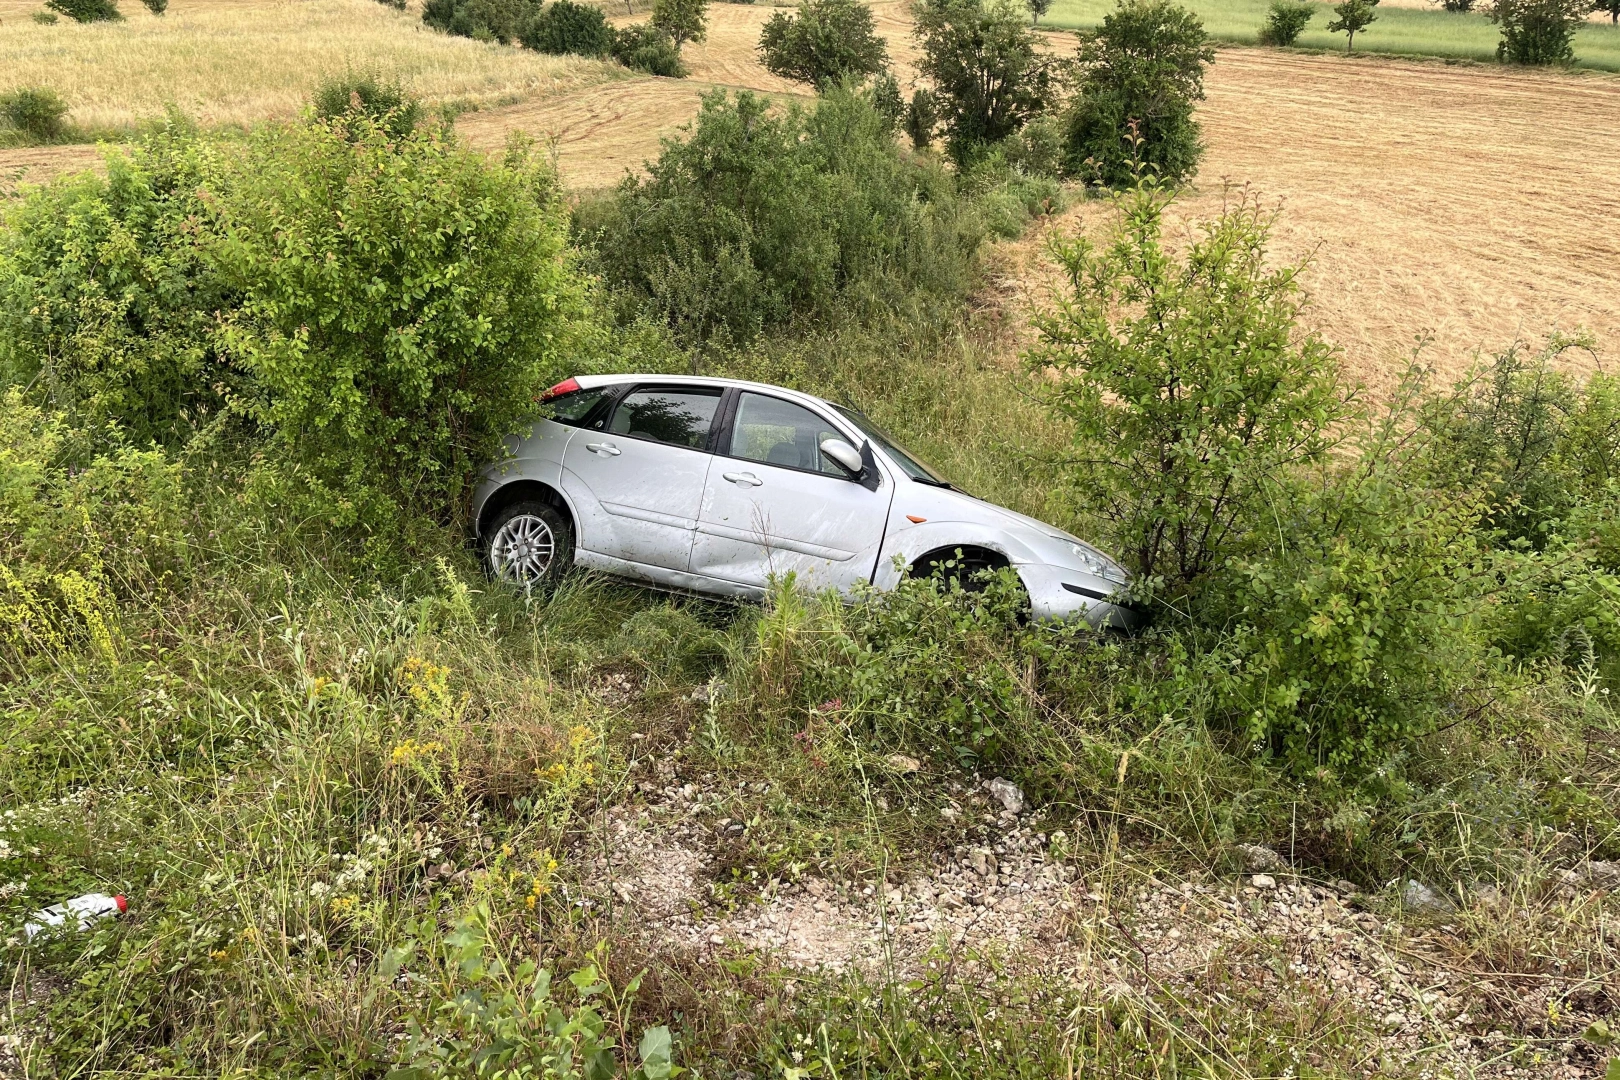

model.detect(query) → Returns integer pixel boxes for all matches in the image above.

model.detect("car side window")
[728,393,851,477]
[608,387,722,450]
[545,386,611,427]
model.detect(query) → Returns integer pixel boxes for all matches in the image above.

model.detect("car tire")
[483,500,573,590]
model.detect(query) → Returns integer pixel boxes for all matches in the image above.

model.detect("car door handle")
[585,442,621,457]
[722,471,762,487]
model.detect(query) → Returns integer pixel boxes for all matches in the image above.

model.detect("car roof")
[572,373,844,414]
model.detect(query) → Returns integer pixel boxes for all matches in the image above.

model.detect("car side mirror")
[820,438,863,475]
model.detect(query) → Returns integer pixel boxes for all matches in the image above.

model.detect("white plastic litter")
[23,892,127,939]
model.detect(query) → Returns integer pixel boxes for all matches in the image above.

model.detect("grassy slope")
[0,0,624,134]
[1043,0,1620,70]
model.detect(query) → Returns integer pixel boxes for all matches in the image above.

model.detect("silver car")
[471,375,1140,628]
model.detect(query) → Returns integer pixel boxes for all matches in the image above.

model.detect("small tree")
[45,0,122,21]
[1327,0,1377,51]
[1028,0,1052,23]
[0,87,70,144]
[1258,0,1314,44]
[1490,0,1591,63]
[1440,0,1475,11]
[1063,0,1214,187]
[1595,0,1618,23]
[1027,183,1350,592]
[652,0,708,49]
[613,24,688,75]
[758,0,890,89]
[904,87,941,148]
[142,0,168,13]
[522,0,614,56]
[912,0,1054,162]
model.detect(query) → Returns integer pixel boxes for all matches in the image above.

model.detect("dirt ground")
[5,0,1616,387]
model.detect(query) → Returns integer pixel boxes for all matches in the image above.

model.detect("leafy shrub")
[1419,337,1594,546]
[585,88,982,344]
[651,0,708,48]
[311,72,423,139]
[32,11,59,23]
[521,0,614,56]
[612,23,688,75]
[912,0,1054,163]
[204,116,587,543]
[758,0,891,89]
[0,87,70,145]
[0,124,232,445]
[0,391,187,671]
[1258,0,1315,44]
[1205,467,1493,776]
[45,0,121,21]
[904,87,940,149]
[1063,0,1214,187]
[422,0,536,42]
[1000,111,1067,177]
[867,71,904,130]
[1442,0,1475,10]
[141,0,167,12]
[376,0,408,8]
[1027,184,1349,593]
[1028,0,1052,21]
[1327,0,1377,51]
[1491,0,1588,64]
[396,911,681,1080]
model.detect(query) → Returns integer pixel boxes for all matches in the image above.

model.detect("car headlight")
[1059,539,1129,583]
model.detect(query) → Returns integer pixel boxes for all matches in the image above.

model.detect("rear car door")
[689,391,893,592]
[558,384,723,572]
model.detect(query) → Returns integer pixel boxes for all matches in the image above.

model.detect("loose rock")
[987,778,1025,815]
[1235,843,1285,873]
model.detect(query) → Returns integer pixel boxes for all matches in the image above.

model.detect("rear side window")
[728,393,850,477]
[545,386,611,427]
[609,387,723,449]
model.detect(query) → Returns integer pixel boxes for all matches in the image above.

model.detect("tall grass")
[0,0,624,135]
[1045,0,1620,70]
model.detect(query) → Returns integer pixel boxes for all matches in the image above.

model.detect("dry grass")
[0,0,622,132]
[1000,47,1620,392]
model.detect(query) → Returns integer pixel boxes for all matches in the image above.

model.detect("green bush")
[0,123,232,445]
[912,0,1054,163]
[585,88,982,344]
[521,0,614,56]
[1027,184,1348,593]
[1205,469,1493,776]
[204,116,588,543]
[1063,0,1214,187]
[612,23,688,76]
[904,87,940,150]
[45,0,122,21]
[0,391,188,672]
[311,73,424,140]
[141,0,167,13]
[758,0,891,89]
[421,0,536,42]
[1258,0,1314,44]
[0,87,71,145]
[1491,0,1588,64]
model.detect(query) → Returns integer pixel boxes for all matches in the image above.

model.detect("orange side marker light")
[906,515,927,524]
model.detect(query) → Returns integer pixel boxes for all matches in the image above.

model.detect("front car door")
[559,384,723,574]
[689,391,894,594]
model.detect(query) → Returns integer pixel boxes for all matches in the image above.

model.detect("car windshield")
[831,404,954,489]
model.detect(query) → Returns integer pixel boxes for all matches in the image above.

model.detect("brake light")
[539,377,580,403]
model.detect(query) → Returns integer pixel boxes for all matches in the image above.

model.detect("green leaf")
[639,1026,675,1079]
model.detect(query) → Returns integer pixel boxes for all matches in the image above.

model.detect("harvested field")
[1005,47,1620,391]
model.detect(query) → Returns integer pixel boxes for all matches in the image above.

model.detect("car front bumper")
[1017,562,1146,631]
